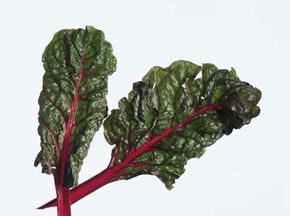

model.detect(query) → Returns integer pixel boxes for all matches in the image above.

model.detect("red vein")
[47,73,71,103]
[43,90,67,122]
[38,103,222,209]
[108,145,120,168]
[125,127,132,157]
[57,50,86,187]
[42,142,57,166]
[41,121,61,155]
[73,108,104,126]
[127,162,151,168]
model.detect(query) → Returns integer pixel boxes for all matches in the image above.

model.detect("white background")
[0,0,289,215]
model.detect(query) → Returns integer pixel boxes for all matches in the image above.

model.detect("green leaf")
[34,26,116,187]
[104,60,261,189]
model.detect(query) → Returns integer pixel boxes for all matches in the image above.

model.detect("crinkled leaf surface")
[35,26,116,187]
[104,61,261,189]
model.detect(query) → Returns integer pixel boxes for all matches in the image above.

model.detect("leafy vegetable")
[34,26,116,188]
[103,60,261,189]
[38,60,261,209]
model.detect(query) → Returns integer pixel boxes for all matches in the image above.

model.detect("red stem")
[58,51,85,187]
[56,186,71,216]
[54,50,86,216]
[38,103,222,210]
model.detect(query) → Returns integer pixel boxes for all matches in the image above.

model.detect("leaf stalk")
[38,103,222,209]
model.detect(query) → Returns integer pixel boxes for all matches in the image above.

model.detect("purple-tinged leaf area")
[104,61,261,189]
[35,26,116,187]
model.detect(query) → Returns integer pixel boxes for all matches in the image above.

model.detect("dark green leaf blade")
[104,60,261,189]
[35,26,116,187]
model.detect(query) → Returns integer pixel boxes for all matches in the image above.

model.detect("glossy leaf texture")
[35,26,116,187]
[104,61,261,189]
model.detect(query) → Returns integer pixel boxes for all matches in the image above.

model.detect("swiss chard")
[35,26,116,215]
[35,27,261,216]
